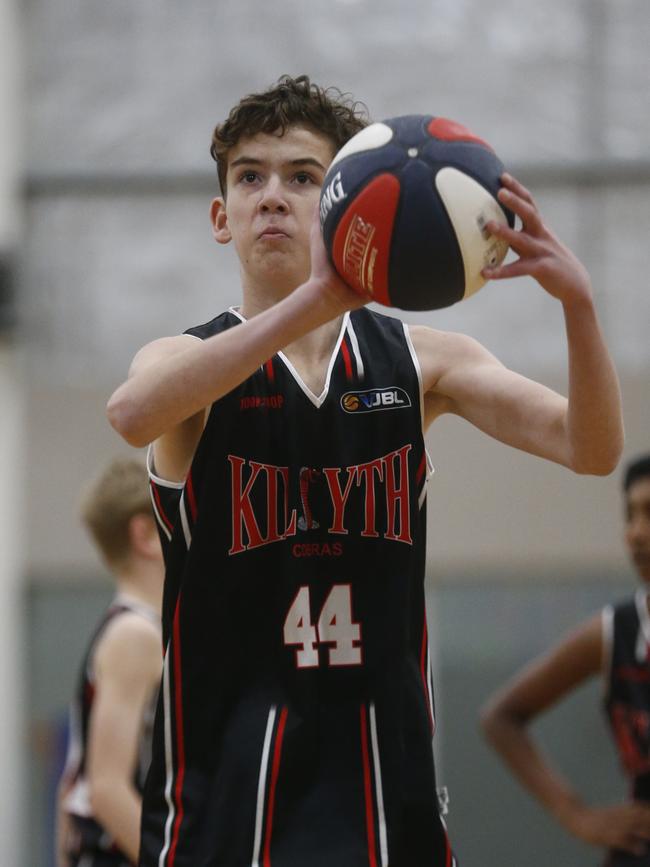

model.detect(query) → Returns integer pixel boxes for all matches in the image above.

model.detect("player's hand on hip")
[568,802,650,856]
[308,206,370,312]
[481,173,593,308]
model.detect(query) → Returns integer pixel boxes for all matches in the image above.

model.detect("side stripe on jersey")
[151,482,173,542]
[179,472,198,550]
[158,648,175,867]
[420,617,435,733]
[360,704,378,867]
[158,600,186,867]
[251,705,289,867]
[360,702,388,867]
[179,494,192,550]
[440,815,456,867]
[252,707,277,867]
[263,706,288,867]
[368,703,389,867]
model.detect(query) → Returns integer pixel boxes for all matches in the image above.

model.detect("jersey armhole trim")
[403,323,435,493]
[146,445,185,490]
[402,322,424,428]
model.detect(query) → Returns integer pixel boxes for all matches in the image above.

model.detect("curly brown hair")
[210,74,369,195]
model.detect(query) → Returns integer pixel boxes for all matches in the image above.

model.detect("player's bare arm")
[86,613,162,864]
[108,212,364,479]
[481,616,650,856]
[412,173,623,475]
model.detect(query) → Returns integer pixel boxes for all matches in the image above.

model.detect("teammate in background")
[482,455,650,866]
[56,459,164,867]
[107,75,623,866]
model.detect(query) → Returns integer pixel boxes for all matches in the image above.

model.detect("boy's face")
[625,476,650,582]
[211,126,335,289]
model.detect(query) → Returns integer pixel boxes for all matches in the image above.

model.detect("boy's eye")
[239,171,259,184]
[294,172,314,185]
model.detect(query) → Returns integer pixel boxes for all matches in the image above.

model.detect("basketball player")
[56,459,164,867]
[482,454,650,866]
[107,75,623,866]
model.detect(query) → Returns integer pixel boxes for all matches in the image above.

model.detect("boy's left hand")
[482,173,593,308]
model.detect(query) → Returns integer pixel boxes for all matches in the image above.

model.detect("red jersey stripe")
[416,452,427,485]
[185,472,198,522]
[152,483,174,533]
[167,599,186,867]
[360,704,378,867]
[444,827,453,867]
[340,338,354,382]
[420,616,434,732]
[265,358,275,384]
[263,705,288,867]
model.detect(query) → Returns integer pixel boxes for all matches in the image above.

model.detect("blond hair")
[79,457,152,567]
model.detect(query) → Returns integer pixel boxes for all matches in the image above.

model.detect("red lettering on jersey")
[229,456,266,554]
[323,467,357,534]
[264,463,282,544]
[229,457,295,554]
[383,445,412,544]
[356,459,383,538]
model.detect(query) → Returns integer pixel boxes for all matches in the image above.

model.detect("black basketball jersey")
[143,307,454,867]
[62,595,160,863]
[604,591,650,800]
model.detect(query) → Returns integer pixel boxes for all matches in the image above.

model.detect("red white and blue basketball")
[319,115,515,311]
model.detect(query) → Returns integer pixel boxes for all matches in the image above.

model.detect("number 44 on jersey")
[283,584,362,668]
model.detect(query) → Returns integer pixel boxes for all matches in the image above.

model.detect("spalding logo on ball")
[319,115,515,311]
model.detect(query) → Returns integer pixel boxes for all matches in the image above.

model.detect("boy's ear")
[210,197,231,244]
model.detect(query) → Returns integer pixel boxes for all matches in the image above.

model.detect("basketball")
[319,114,515,311]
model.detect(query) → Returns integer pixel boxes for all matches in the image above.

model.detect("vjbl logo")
[341,387,411,413]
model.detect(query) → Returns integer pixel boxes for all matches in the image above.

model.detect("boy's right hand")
[308,209,371,313]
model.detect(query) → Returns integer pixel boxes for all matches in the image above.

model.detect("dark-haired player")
[56,459,164,867]
[108,74,623,866]
[482,454,650,866]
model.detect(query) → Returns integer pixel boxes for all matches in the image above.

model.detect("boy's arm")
[414,173,623,475]
[480,616,650,856]
[107,215,364,465]
[86,614,162,864]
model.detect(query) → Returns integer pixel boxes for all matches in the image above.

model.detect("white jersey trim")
[147,445,185,491]
[368,703,389,867]
[346,317,365,382]
[229,307,351,409]
[158,649,175,867]
[403,322,435,508]
[252,706,277,867]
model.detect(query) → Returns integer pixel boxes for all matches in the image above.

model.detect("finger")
[484,221,539,257]
[501,172,535,205]
[498,187,544,234]
[482,254,545,280]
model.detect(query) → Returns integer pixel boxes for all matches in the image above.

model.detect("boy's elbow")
[569,428,625,477]
[106,389,150,448]
[572,445,623,477]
